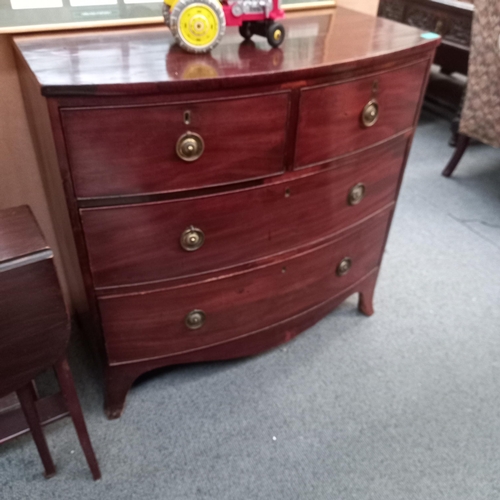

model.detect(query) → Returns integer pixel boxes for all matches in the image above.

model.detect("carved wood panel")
[446,15,472,46]
[406,5,443,34]
[378,0,405,21]
[378,0,473,50]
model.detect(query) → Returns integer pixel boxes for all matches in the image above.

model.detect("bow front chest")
[14,8,439,418]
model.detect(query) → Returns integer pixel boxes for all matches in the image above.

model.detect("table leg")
[16,383,56,478]
[54,357,101,481]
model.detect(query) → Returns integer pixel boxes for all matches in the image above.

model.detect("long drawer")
[81,135,408,288]
[61,92,290,198]
[295,60,428,168]
[100,209,392,363]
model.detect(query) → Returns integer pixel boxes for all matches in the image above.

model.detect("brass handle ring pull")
[185,310,206,330]
[348,183,366,206]
[337,257,352,276]
[180,226,205,251]
[176,132,204,162]
[361,99,379,128]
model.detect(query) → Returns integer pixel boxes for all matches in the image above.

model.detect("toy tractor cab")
[163,0,285,53]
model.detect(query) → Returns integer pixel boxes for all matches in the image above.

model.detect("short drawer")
[295,60,428,168]
[100,209,391,363]
[81,135,407,288]
[61,92,290,198]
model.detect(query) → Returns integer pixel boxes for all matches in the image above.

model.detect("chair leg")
[16,383,57,479]
[442,134,470,177]
[54,357,101,481]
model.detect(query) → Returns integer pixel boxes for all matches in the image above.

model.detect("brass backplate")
[180,226,205,251]
[348,183,366,206]
[336,257,352,276]
[185,310,206,330]
[176,131,204,162]
[361,99,379,128]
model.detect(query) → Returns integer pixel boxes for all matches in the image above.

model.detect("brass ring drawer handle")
[337,257,352,276]
[348,183,366,205]
[180,226,205,251]
[185,310,206,330]
[361,99,379,128]
[176,131,204,162]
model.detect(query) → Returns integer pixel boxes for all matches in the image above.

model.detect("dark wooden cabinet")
[14,8,439,418]
[378,0,473,75]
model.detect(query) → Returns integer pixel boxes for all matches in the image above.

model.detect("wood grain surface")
[61,92,290,198]
[100,209,391,363]
[295,60,428,167]
[0,207,69,399]
[104,268,379,418]
[13,9,439,96]
[81,135,407,288]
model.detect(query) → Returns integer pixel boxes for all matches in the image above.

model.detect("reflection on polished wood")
[15,8,435,96]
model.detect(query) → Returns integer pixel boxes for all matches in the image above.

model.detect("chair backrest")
[0,206,69,398]
[459,0,500,148]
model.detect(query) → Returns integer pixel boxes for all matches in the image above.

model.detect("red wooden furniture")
[0,206,101,480]
[13,9,440,419]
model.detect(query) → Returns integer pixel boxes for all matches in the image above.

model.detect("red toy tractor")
[163,0,285,53]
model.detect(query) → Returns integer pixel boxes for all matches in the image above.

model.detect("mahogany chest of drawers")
[14,8,439,418]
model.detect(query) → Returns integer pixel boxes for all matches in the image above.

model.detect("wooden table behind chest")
[378,0,473,75]
[14,8,439,418]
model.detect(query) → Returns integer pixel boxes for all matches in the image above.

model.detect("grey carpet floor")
[1,110,500,500]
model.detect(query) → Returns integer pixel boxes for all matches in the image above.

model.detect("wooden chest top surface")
[13,8,438,96]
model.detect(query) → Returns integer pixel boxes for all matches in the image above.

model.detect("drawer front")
[295,61,428,168]
[81,136,407,288]
[100,209,391,363]
[61,92,290,198]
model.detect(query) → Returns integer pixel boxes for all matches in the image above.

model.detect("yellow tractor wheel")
[170,0,225,54]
